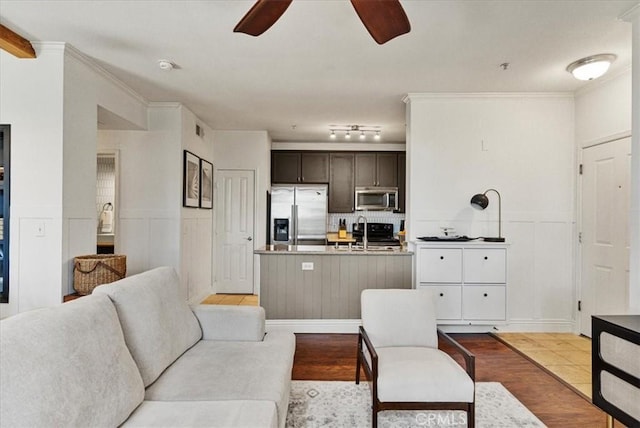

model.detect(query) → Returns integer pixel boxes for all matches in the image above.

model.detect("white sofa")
[0,267,296,428]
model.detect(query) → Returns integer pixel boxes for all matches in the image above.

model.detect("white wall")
[212,130,270,293]
[0,44,65,317]
[0,42,165,318]
[405,93,576,330]
[180,106,214,303]
[575,69,632,147]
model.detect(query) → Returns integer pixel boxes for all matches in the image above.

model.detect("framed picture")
[183,150,200,208]
[200,158,213,209]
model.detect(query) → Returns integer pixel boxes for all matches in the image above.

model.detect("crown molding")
[620,3,640,21]
[403,92,574,103]
[62,43,148,106]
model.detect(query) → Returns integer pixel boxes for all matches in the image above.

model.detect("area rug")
[286,381,546,428]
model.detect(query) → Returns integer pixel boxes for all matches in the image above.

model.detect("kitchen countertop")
[255,244,413,255]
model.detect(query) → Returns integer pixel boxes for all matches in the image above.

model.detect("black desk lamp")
[470,189,505,242]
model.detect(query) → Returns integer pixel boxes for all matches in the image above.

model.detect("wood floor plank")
[291,333,608,428]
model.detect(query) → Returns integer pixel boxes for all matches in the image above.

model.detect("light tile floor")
[201,294,259,306]
[495,332,593,399]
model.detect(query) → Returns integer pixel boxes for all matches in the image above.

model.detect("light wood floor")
[494,332,593,399]
[201,294,258,306]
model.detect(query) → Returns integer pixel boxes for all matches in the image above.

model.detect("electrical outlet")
[301,262,314,271]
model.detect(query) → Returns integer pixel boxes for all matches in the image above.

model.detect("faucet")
[357,214,368,250]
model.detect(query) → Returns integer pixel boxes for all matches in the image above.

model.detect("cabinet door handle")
[439,293,444,297]
[483,293,488,297]
[484,256,488,260]
[440,256,444,260]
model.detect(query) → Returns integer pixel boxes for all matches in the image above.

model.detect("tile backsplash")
[328,212,405,234]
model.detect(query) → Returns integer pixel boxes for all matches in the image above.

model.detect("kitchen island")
[255,245,413,321]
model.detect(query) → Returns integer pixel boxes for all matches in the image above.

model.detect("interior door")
[580,137,631,337]
[216,169,255,294]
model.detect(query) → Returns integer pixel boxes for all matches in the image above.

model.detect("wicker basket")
[73,254,126,295]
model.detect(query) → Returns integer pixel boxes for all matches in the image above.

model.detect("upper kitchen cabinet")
[271,151,329,183]
[355,153,397,187]
[329,153,355,213]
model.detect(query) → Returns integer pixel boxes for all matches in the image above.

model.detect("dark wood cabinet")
[271,152,300,183]
[329,153,355,213]
[271,152,329,183]
[300,153,329,183]
[271,150,404,213]
[397,153,406,213]
[355,152,397,187]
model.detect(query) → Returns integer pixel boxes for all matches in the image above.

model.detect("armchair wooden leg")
[356,332,362,384]
[372,406,378,428]
[468,402,475,428]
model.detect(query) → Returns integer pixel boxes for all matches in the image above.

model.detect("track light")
[327,125,382,140]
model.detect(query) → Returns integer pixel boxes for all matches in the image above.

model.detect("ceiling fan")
[234,0,411,45]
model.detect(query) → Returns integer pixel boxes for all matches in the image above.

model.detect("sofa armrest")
[191,305,266,341]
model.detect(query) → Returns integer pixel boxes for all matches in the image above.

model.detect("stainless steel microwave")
[355,187,398,211]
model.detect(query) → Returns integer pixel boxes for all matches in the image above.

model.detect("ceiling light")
[566,54,616,81]
[328,125,382,141]
[158,59,175,71]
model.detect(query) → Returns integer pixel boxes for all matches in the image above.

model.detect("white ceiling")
[1,0,636,142]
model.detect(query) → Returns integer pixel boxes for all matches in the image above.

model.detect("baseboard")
[491,320,575,333]
[266,319,361,334]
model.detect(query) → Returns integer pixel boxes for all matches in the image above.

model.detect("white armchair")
[356,289,476,428]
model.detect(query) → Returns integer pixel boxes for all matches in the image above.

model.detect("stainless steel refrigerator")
[270,184,328,245]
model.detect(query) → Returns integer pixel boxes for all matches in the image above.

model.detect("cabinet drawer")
[431,285,462,320]
[462,286,506,320]
[463,249,506,283]
[418,248,462,283]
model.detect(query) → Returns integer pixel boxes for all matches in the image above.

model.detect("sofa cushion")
[93,266,202,387]
[122,400,278,428]
[144,331,295,427]
[0,294,144,427]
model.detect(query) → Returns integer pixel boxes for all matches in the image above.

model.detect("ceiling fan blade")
[234,0,293,36]
[350,0,411,44]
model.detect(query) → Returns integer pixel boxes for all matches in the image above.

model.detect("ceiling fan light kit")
[234,0,411,45]
[566,53,616,81]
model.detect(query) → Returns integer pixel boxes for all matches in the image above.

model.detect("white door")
[580,137,631,337]
[216,169,255,294]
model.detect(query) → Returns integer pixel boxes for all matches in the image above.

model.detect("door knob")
[247,237,253,241]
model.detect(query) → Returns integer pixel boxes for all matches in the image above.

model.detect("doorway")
[215,169,255,294]
[96,152,119,254]
[579,137,631,337]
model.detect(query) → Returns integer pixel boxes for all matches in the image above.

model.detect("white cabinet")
[415,242,508,326]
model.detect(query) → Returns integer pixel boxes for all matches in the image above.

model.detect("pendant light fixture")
[566,54,617,81]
